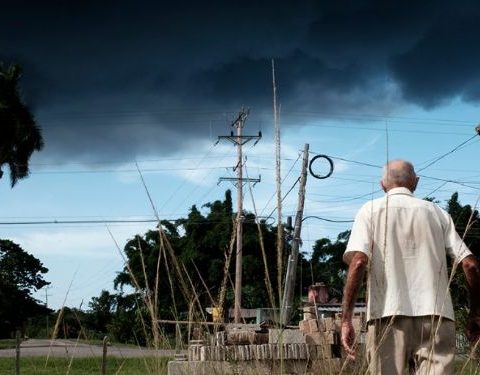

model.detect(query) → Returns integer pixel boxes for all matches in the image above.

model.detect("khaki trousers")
[366,315,455,375]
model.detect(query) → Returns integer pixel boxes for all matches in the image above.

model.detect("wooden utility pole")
[281,143,309,326]
[217,110,261,323]
[44,285,52,337]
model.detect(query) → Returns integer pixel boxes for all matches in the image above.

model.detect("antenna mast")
[272,59,284,303]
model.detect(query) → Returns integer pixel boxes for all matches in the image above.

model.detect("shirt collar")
[387,187,414,196]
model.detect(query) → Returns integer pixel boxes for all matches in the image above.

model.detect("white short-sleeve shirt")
[345,187,472,322]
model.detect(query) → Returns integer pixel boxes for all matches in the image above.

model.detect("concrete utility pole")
[218,110,261,323]
[281,143,309,326]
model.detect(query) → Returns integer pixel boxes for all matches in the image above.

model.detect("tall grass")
[34,158,479,375]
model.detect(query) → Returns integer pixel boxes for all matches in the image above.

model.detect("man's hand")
[466,312,480,345]
[341,320,356,359]
[341,251,367,360]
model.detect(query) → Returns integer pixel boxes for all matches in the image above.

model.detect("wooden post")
[101,336,108,375]
[281,143,309,326]
[15,330,21,375]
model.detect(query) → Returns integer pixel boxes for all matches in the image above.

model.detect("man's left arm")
[341,251,368,358]
[462,255,480,344]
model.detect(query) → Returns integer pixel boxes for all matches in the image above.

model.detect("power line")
[32,166,237,174]
[0,219,160,225]
[322,155,382,169]
[417,134,479,172]
[0,217,275,226]
[259,151,303,216]
[285,122,471,136]
[311,152,480,191]
[266,177,301,220]
[282,111,476,127]
[302,215,354,223]
[26,154,296,168]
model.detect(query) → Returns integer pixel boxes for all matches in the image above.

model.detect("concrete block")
[268,328,306,344]
[320,317,335,332]
[303,306,316,320]
[308,319,319,333]
[299,319,310,334]
[305,331,329,346]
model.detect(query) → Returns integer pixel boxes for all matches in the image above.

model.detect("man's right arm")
[462,255,480,344]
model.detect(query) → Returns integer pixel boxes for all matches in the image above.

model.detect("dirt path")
[0,339,185,358]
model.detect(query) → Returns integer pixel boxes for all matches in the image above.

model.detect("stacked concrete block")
[186,342,341,362]
[226,330,268,345]
[172,318,367,374]
[299,316,337,350]
[268,328,306,344]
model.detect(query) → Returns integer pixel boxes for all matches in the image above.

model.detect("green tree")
[446,192,480,257]
[0,239,50,337]
[87,290,116,334]
[308,230,350,301]
[0,63,43,186]
[111,190,281,342]
[52,307,87,339]
[444,192,480,330]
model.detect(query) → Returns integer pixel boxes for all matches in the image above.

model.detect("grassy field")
[0,357,171,375]
[0,355,478,374]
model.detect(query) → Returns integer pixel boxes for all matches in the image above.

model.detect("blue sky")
[2,102,479,309]
[1,1,480,309]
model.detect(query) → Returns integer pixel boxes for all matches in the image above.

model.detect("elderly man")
[341,160,480,374]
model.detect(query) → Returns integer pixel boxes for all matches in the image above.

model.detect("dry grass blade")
[245,164,276,310]
[192,261,216,308]
[217,220,237,322]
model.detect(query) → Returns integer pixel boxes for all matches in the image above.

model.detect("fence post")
[15,330,21,375]
[101,336,108,375]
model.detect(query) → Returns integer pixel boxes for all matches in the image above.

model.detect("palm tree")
[0,62,44,187]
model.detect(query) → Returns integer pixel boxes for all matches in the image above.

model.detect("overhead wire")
[0,217,275,226]
[302,215,354,223]
[282,110,474,125]
[157,143,217,213]
[39,107,474,126]
[417,134,479,172]
[310,152,480,191]
[259,151,303,217]
[265,177,301,220]
[281,121,472,136]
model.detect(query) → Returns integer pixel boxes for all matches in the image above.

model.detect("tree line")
[1,190,478,343]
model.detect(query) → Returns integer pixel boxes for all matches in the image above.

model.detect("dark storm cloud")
[390,5,480,108]
[1,1,479,162]
[186,50,369,109]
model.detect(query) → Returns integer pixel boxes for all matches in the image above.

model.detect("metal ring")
[309,154,334,179]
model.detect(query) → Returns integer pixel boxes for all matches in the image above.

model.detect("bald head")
[381,160,419,192]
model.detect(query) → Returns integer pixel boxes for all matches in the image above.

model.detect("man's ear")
[380,180,387,193]
[412,176,419,192]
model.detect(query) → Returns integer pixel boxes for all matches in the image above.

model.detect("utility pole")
[44,285,52,337]
[281,143,309,326]
[217,110,261,323]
